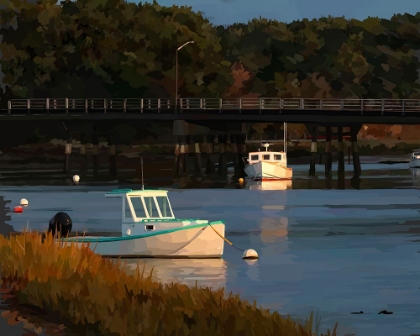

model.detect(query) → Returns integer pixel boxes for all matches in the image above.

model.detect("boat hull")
[63,222,225,258]
[244,161,292,180]
[409,159,420,168]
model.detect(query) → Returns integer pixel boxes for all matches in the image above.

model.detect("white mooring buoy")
[20,198,28,206]
[73,175,80,184]
[242,249,259,260]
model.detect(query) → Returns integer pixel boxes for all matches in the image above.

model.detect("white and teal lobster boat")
[61,188,226,258]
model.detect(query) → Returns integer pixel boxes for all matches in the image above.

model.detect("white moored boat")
[55,188,226,258]
[244,143,293,181]
[409,150,420,168]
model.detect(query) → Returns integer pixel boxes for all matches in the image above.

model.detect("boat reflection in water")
[122,258,228,289]
[247,180,292,191]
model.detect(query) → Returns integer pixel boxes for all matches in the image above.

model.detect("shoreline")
[0,232,336,336]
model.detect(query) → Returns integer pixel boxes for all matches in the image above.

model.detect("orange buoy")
[14,206,23,213]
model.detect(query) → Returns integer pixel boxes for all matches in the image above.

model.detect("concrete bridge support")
[324,126,332,177]
[217,135,228,176]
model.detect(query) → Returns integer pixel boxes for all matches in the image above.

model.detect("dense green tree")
[1,0,420,105]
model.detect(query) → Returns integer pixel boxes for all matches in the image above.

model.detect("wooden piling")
[236,134,247,178]
[217,135,228,176]
[80,133,87,174]
[192,135,202,176]
[337,126,345,174]
[108,134,117,177]
[308,126,318,177]
[204,135,215,175]
[63,134,72,173]
[324,126,332,177]
[92,132,99,176]
[351,125,362,177]
[173,136,180,178]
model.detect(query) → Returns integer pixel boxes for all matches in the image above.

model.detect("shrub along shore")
[0,232,337,336]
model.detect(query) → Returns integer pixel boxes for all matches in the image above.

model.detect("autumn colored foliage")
[1,0,420,107]
[0,232,337,335]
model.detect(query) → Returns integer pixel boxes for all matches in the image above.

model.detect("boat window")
[250,154,259,160]
[130,197,147,218]
[274,154,282,161]
[124,197,132,219]
[263,154,271,160]
[143,196,159,218]
[156,196,173,217]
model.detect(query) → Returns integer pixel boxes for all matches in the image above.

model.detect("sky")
[139,0,419,26]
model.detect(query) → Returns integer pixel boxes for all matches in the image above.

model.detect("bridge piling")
[324,126,332,177]
[92,131,99,176]
[217,135,228,176]
[80,134,87,175]
[204,135,215,175]
[307,125,318,177]
[192,135,202,176]
[351,124,362,177]
[178,136,187,176]
[173,136,180,178]
[63,134,72,173]
[337,127,345,174]
[108,134,117,177]
[236,134,247,178]
[230,135,239,178]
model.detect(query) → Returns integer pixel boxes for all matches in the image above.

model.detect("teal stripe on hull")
[62,221,224,244]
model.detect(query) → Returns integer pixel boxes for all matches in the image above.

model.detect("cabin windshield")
[129,196,147,218]
[143,196,159,217]
[156,196,174,217]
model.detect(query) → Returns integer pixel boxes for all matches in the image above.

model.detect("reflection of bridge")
[3,97,420,124]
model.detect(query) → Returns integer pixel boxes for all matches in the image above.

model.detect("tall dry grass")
[0,232,337,336]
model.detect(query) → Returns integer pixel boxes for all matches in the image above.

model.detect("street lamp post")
[175,41,194,110]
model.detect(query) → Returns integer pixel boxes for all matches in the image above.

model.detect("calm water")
[2,162,420,336]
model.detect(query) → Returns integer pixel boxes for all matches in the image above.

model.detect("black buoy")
[48,212,73,238]
[378,310,393,315]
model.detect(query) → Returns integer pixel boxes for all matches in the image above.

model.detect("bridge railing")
[5,97,420,114]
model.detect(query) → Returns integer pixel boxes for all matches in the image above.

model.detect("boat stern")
[171,220,226,258]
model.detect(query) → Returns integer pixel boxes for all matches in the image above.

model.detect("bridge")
[2,97,420,124]
[1,97,418,182]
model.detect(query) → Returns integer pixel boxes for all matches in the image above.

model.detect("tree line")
[1,0,420,107]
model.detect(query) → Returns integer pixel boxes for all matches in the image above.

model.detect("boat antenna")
[141,156,145,190]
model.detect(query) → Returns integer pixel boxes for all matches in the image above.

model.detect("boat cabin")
[105,189,175,222]
[244,143,288,166]
[412,151,420,160]
[247,151,287,165]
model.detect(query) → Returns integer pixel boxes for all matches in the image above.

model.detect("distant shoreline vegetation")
[0,232,337,336]
[1,0,420,106]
